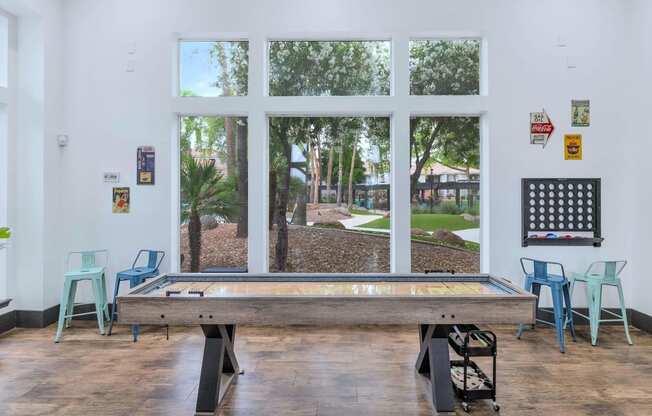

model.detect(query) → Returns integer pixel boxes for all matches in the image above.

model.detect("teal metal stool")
[54,250,110,343]
[568,261,632,346]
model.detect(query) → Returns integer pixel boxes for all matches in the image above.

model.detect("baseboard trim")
[630,309,652,334]
[0,309,16,335]
[3,304,113,334]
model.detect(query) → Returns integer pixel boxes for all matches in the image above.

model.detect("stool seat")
[528,273,566,285]
[117,267,157,278]
[65,267,104,277]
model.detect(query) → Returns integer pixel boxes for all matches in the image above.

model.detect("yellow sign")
[564,134,582,160]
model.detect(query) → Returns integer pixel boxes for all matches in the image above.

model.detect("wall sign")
[571,100,590,127]
[137,146,155,185]
[112,187,130,213]
[530,110,554,147]
[564,134,582,160]
[103,172,120,183]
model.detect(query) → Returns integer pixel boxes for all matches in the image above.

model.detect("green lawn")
[358,213,477,232]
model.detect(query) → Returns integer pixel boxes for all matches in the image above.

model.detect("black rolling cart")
[448,325,499,413]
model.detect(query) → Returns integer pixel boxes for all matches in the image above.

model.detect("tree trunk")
[293,143,308,226]
[215,43,236,178]
[347,140,357,208]
[312,144,321,204]
[269,170,277,230]
[225,117,236,177]
[188,209,202,272]
[336,137,345,206]
[274,125,293,271]
[236,120,248,238]
[275,161,291,271]
[325,145,334,202]
[410,122,443,201]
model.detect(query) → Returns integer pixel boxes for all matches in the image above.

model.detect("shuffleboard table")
[118,273,536,415]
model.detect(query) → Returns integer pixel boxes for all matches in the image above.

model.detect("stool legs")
[517,277,534,338]
[129,277,144,342]
[562,283,577,342]
[65,280,78,328]
[91,277,105,335]
[54,278,72,343]
[616,281,633,345]
[587,282,602,346]
[101,274,110,321]
[108,277,121,336]
[551,287,566,353]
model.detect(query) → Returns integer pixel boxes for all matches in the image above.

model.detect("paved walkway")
[452,228,480,244]
[339,214,385,232]
[339,214,480,244]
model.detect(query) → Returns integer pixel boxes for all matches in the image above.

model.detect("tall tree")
[347,137,358,208]
[336,136,345,206]
[212,43,236,177]
[236,118,248,238]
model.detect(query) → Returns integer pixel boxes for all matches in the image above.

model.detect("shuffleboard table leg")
[195,324,240,416]
[416,324,455,415]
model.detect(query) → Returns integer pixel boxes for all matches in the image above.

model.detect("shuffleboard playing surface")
[152,280,509,297]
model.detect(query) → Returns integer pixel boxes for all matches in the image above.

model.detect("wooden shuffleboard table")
[118,273,536,415]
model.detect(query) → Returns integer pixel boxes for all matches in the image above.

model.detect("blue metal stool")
[516,258,577,353]
[108,249,165,341]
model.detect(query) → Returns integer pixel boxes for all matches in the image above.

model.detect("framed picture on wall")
[112,187,130,213]
[137,146,155,185]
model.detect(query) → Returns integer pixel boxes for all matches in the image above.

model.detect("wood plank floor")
[0,322,651,415]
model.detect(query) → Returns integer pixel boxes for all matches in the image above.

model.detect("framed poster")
[564,134,582,160]
[112,187,130,213]
[571,100,590,127]
[137,146,155,185]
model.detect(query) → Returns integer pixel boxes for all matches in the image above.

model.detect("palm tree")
[180,154,236,272]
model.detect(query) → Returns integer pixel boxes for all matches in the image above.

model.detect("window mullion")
[391,35,411,273]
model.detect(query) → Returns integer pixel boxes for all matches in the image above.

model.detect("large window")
[409,39,480,95]
[179,116,248,272]
[174,36,485,273]
[268,117,390,272]
[409,117,480,273]
[179,41,248,97]
[268,41,391,96]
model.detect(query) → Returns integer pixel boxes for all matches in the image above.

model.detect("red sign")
[530,110,554,147]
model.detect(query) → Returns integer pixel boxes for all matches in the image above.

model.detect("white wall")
[3,0,649,312]
[0,0,65,311]
[629,0,652,316]
[0,7,16,306]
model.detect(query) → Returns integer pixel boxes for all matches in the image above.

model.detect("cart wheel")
[462,402,470,413]
[492,402,500,412]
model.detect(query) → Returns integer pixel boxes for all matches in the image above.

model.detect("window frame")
[170,33,489,275]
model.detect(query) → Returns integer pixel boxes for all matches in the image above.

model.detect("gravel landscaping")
[181,223,479,273]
